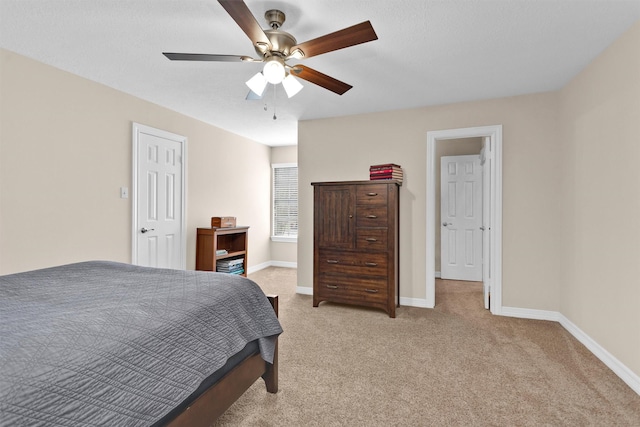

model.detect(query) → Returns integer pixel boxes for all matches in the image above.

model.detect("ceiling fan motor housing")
[259,29,297,58]
[254,10,297,59]
[265,9,285,29]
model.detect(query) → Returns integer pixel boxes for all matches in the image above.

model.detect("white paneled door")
[440,155,482,281]
[133,124,186,269]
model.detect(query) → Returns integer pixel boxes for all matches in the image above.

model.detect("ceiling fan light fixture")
[245,72,267,96]
[263,57,286,84]
[282,74,303,98]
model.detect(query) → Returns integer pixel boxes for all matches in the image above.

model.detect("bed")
[0,261,282,426]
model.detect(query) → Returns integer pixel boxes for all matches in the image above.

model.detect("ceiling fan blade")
[290,65,352,95]
[218,0,272,49]
[163,53,255,62]
[290,21,377,59]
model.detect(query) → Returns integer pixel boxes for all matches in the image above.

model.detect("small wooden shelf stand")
[196,226,249,277]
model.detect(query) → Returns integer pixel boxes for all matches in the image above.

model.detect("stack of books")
[216,258,244,275]
[369,163,403,184]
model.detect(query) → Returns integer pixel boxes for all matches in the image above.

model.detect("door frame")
[480,140,491,309]
[426,125,503,314]
[131,122,187,269]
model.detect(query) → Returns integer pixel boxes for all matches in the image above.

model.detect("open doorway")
[438,140,484,313]
[437,139,483,281]
[426,125,503,314]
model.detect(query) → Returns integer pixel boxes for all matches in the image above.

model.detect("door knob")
[140,227,155,233]
[442,222,451,227]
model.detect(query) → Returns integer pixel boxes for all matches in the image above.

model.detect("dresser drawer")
[356,205,388,227]
[318,250,388,276]
[355,228,387,250]
[316,276,388,304]
[356,184,389,205]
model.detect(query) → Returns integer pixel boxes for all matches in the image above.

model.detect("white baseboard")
[270,260,297,269]
[246,262,270,275]
[400,297,430,308]
[501,306,640,396]
[500,306,561,322]
[296,286,313,295]
[558,313,640,396]
[249,261,307,292]
[247,260,297,275]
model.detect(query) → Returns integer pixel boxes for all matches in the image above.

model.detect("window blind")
[273,165,298,237]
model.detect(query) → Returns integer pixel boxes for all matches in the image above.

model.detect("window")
[272,163,298,241]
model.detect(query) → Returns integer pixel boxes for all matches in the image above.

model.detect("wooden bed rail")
[165,294,279,426]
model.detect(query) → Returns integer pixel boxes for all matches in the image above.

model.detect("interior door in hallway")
[133,123,186,269]
[440,155,482,281]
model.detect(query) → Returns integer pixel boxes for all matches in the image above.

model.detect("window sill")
[271,236,298,243]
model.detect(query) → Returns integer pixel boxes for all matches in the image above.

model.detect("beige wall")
[0,49,271,274]
[434,137,482,272]
[299,92,563,311]
[559,21,640,376]
[271,144,297,163]
[270,145,298,265]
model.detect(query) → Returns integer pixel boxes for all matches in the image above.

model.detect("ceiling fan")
[163,0,378,98]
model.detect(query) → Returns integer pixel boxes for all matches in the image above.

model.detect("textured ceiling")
[1,1,639,146]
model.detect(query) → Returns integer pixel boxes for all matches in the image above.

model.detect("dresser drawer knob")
[326,284,339,289]
[367,192,378,196]
[366,215,378,219]
[365,289,379,293]
[364,262,378,267]
[326,259,339,264]
[365,238,378,242]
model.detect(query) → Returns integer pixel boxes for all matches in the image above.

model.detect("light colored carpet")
[214,267,640,426]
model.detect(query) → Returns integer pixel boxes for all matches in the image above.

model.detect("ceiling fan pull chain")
[273,84,277,120]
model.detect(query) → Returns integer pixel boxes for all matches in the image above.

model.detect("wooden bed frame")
[165,295,279,426]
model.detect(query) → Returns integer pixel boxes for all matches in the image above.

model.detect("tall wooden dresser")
[312,180,400,317]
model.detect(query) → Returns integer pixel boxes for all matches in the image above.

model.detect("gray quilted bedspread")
[0,261,283,426]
